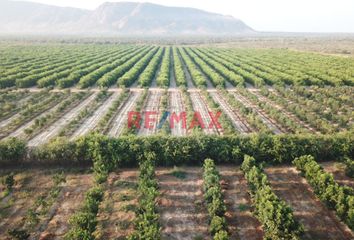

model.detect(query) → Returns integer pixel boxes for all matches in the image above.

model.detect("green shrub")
[343,157,354,178]
[203,159,229,238]
[242,155,303,239]
[128,152,161,240]
[1,133,352,167]
[293,155,354,230]
[7,229,29,240]
[210,216,227,235]
[0,138,26,166]
[213,230,229,240]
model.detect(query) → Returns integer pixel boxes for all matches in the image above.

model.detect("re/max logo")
[127,111,222,129]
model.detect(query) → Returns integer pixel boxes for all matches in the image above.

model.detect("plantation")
[0,41,353,240]
[0,134,353,239]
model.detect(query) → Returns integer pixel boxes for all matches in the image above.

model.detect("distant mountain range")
[0,0,254,35]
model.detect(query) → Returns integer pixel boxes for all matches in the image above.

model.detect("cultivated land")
[1,164,353,239]
[0,40,353,240]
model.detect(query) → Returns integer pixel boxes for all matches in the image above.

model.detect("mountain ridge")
[0,0,254,35]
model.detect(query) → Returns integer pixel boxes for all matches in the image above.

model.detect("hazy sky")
[19,0,354,32]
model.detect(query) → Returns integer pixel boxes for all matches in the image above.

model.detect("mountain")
[0,0,254,35]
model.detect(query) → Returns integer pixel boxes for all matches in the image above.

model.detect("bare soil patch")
[38,174,93,240]
[321,162,354,189]
[218,166,263,240]
[156,167,210,240]
[0,171,53,240]
[265,166,354,240]
[95,169,138,240]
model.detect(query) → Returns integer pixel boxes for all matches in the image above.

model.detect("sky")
[19,0,354,32]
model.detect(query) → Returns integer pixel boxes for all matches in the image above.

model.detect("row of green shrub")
[128,152,160,239]
[203,159,229,239]
[0,133,352,167]
[293,155,354,230]
[64,186,104,240]
[344,157,354,178]
[241,155,304,239]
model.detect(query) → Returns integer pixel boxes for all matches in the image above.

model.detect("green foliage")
[172,47,187,86]
[0,138,26,166]
[242,155,304,239]
[184,48,225,87]
[1,45,353,89]
[156,47,171,87]
[209,216,227,236]
[77,47,144,88]
[1,173,15,197]
[3,173,15,192]
[25,209,39,227]
[65,186,104,240]
[95,88,129,133]
[1,133,352,167]
[343,157,354,178]
[203,159,229,239]
[178,47,206,87]
[96,47,151,87]
[193,48,245,87]
[128,152,161,240]
[213,230,229,240]
[7,229,29,240]
[118,47,159,87]
[170,167,187,179]
[293,155,354,230]
[201,90,235,135]
[138,47,164,87]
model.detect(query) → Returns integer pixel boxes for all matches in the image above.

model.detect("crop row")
[118,48,159,87]
[128,153,160,239]
[172,47,187,87]
[293,155,354,230]
[203,159,229,239]
[138,47,164,87]
[241,155,303,239]
[178,47,206,87]
[156,47,171,87]
[221,48,354,86]
[0,92,67,139]
[2,46,353,89]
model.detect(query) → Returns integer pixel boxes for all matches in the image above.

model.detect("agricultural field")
[0,41,353,240]
[0,150,353,240]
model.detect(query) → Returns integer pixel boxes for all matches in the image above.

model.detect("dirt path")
[0,171,53,240]
[265,166,354,240]
[179,52,196,89]
[218,166,264,240]
[150,55,164,88]
[95,170,138,240]
[209,91,254,134]
[231,91,286,134]
[28,93,98,146]
[107,91,142,137]
[225,80,234,89]
[38,174,93,240]
[321,162,354,189]
[169,52,177,88]
[1,94,65,140]
[169,90,186,136]
[71,91,121,139]
[0,113,21,129]
[189,91,218,135]
[0,94,42,128]
[249,89,317,133]
[138,90,163,135]
[7,100,63,139]
[156,167,210,240]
